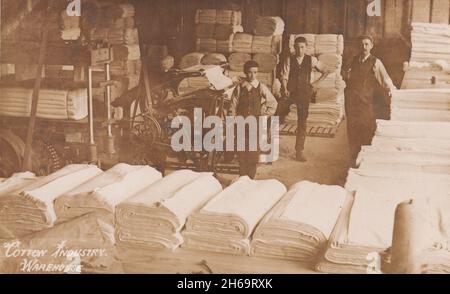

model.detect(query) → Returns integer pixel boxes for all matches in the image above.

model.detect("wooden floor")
[118,246,318,274]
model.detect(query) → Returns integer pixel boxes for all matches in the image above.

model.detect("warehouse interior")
[0,0,450,274]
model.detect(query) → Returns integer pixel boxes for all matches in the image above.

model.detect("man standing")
[279,37,331,162]
[345,35,396,162]
[229,60,278,179]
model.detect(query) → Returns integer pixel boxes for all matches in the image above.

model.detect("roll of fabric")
[0,87,88,121]
[228,52,252,72]
[216,10,242,25]
[195,23,216,39]
[251,35,282,54]
[289,34,315,55]
[201,53,227,66]
[252,53,278,73]
[232,33,253,53]
[182,176,286,255]
[0,165,102,240]
[251,181,347,262]
[196,38,217,53]
[115,171,222,250]
[214,24,243,40]
[254,16,285,36]
[111,44,141,61]
[179,52,205,70]
[195,9,217,24]
[54,164,162,225]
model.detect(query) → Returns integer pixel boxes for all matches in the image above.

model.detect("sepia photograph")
[0,0,449,279]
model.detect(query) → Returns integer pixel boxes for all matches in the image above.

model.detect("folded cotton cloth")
[115,170,222,251]
[54,163,162,225]
[251,181,348,262]
[0,165,102,240]
[182,176,286,255]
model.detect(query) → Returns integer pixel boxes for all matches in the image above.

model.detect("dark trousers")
[238,151,259,179]
[276,94,311,153]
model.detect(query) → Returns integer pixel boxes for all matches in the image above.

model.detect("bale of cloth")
[306,101,344,126]
[410,22,450,63]
[252,53,278,73]
[110,59,142,76]
[0,87,88,121]
[0,212,123,274]
[390,197,450,274]
[375,120,450,140]
[195,9,217,24]
[391,89,450,111]
[371,135,450,154]
[214,24,243,40]
[195,23,216,39]
[232,33,253,54]
[315,34,344,55]
[115,170,222,251]
[228,53,252,71]
[0,165,102,240]
[391,108,450,122]
[289,34,316,55]
[254,16,285,36]
[96,28,139,45]
[251,181,348,262]
[179,52,205,70]
[196,38,217,53]
[201,53,227,66]
[54,164,162,226]
[216,35,234,54]
[318,53,342,73]
[216,10,242,25]
[356,146,450,175]
[111,44,141,61]
[251,35,282,54]
[182,176,286,256]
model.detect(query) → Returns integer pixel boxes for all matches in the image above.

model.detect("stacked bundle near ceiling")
[115,170,222,251]
[195,9,243,54]
[54,163,162,226]
[250,181,348,262]
[287,34,346,127]
[402,22,450,89]
[83,3,141,103]
[182,176,286,255]
[0,165,102,240]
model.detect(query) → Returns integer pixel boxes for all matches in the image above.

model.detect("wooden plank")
[411,0,431,22]
[345,0,367,38]
[431,0,450,23]
[304,0,321,33]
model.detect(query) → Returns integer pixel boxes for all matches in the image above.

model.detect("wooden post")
[22,0,52,171]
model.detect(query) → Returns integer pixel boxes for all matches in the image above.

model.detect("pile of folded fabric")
[0,165,102,240]
[250,181,348,262]
[254,16,285,37]
[182,176,286,255]
[195,9,242,54]
[286,34,346,128]
[83,3,141,103]
[54,163,162,226]
[391,89,450,122]
[201,53,228,66]
[0,87,88,121]
[410,22,450,63]
[179,52,205,70]
[115,170,222,251]
[0,212,123,274]
[401,60,450,89]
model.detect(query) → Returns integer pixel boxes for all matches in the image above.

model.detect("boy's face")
[294,42,307,57]
[246,67,258,82]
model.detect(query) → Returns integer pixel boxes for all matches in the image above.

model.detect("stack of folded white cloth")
[410,22,450,63]
[115,170,222,250]
[0,165,102,240]
[251,181,348,262]
[54,163,162,226]
[182,176,286,255]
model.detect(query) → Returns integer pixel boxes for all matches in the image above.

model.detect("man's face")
[246,67,258,82]
[294,42,307,57]
[361,39,373,56]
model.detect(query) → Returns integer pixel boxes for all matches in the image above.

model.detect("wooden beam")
[411,0,431,22]
[431,0,450,23]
